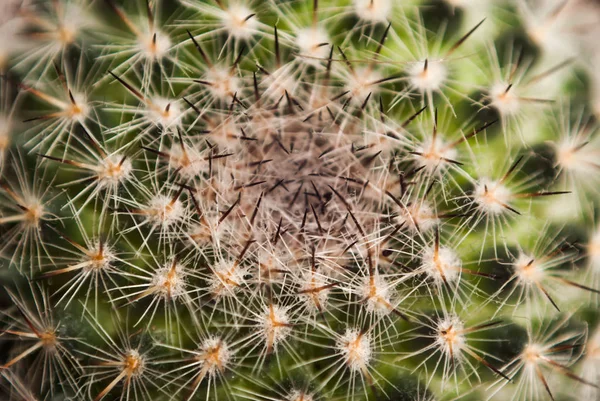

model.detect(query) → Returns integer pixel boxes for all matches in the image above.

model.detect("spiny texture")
[1,0,600,400]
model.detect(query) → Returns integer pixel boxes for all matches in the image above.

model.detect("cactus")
[1,0,600,400]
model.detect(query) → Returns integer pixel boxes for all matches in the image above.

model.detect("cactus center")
[490,82,520,116]
[522,344,542,364]
[197,337,231,375]
[409,60,447,92]
[40,329,58,347]
[0,118,10,150]
[209,261,246,297]
[588,231,600,269]
[353,0,392,22]
[415,136,458,171]
[122,350,145,377]
[146,195,184,227]
[338,329,372,371]
[151,262,186,300]
[148,97,181,128]
[138,31,171,59]
[24,202,46,227]
[514,254,543,284]
[85,243,115,272]
[421,246,461,284]
[222,5,257,39]
[436,318,465,356]
[348,67,383,98]
[288,390,314,401]
[206,67,240,100]
[66,92,89,121]
[189,222,212,245]
[295,27,330,64]
[473,179,512,215]
[57,26,77,45]
[396,201,439,232]
[360,275,393,315]
[261,305,292,351]
[99,154,132,185]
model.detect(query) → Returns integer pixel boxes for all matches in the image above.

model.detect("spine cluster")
[1,1,600,400]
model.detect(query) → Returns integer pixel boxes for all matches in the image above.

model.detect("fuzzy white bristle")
[587,329,600,361]
[83,242,115,273]
[521,343,544,366]
[147,98,182,128]
[206,67,240,100]
[198,337,232,376]
[347,67,382,98]
[23,201,45,228]
[150,262,187,300]
[396,201,439,232]
[337,328,372,372]
[121,349,145,377]
[221,4,258,39]
[208,119,243,150]
[97,154,132,187]
[489,82,520,116]
[208,261,248,298]
[408,60,447,92]
[60,3,94,43]
[414,136,458,171]
[588,229,600,270]
[298,269,331,312]
[287,390,314,401]
[262,65,299,100]
[524,16,566,56]
[0,117,10,150]
[0,5,25,68]
[295,27,330,64]
[435,316,465,358]
[473,178,512,215]
[166,145,205,179]
[420,245,462,285]
[145,195,184,228]
[138,31,171,59]
[260,305,292,351]
[513,253,543,285]
[554,138,597,176]
[353,0,392,23]
[66,92,90,122]
[358,274,395,315]
[0,1,596,399]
